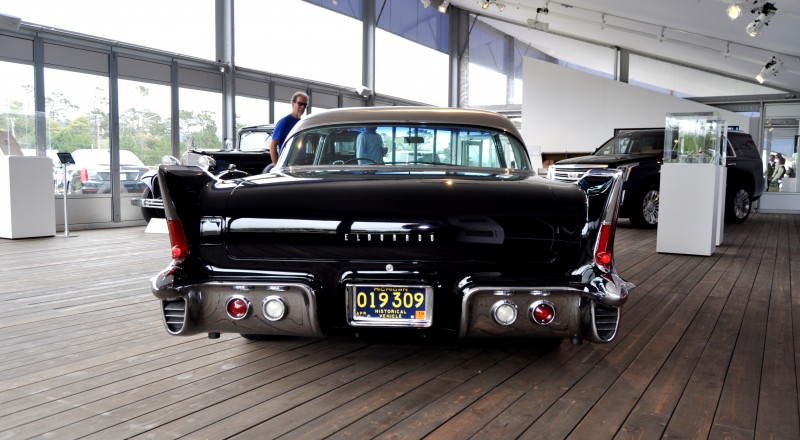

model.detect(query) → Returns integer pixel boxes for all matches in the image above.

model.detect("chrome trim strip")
[228,218,339,234]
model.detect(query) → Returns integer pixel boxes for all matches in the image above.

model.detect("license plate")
[347,284,432,327]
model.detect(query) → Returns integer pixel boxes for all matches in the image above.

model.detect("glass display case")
[663,112,726,165]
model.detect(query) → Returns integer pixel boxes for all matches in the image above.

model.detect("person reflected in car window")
[269,91,308,165]
[355,126,385,164]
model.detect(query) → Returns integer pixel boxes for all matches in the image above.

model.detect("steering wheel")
[344,158,378,164]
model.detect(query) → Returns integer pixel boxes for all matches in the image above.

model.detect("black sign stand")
[57,152,75,238]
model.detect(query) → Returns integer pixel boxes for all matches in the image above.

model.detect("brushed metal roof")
[291,106,523,141]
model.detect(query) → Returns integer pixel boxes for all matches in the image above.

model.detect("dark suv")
[548,129,764,227]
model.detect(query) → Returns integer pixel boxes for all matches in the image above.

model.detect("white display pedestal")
[145,218,168,234]
[0,155,56,239]
[657,163,725,256]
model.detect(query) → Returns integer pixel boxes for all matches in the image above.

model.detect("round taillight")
[171,245,185,260]
[596,251,612,266]
[530,301,556,325]
[491,300,518,326]
[263,296,287,321]
[226,296,250,320]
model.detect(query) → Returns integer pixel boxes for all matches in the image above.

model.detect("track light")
[527,18,549,31]
[438,0,450,13]
[755,56,782,84]
[477,0,507,12]
[746,2,777,37]
[727,3,743,20]
[420,0,431,7]
[728,0,766,20]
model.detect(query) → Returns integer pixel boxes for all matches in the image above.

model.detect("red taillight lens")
[79,168,89,182]
[226,297,250,320]
[531,301,556,325]
[594,223,615,273]
[167,218,189,261]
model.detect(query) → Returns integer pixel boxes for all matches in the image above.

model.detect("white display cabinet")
[0,155,56,239]
[657,113,726,256]
[657,163,726,256]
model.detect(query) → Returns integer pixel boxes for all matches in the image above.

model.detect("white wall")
[522,57,751,164]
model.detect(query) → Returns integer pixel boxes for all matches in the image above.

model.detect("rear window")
[595,133,664,155]
[728,133,759,159]
[239,130,273,152]
[281,124,530,170]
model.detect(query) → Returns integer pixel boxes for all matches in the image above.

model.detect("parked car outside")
[151,107,633,345]
[133,124,275,222]
[67,149,149,195]
[21,148,62,190]
[547,129,764,227]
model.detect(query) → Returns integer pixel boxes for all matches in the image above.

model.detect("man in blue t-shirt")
[269,91,309,164]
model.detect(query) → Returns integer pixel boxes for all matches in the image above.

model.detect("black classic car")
[151,107,633,345]
[547,129,764,227]
[133,124,274,222]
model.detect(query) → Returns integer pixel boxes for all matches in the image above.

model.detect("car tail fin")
[158,165,214,263]
[576,169,624,273]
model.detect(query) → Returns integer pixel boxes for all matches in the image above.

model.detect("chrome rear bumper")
[152,268,631,343]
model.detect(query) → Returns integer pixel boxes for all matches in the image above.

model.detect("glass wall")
[468,63,507,107]
[179,88,222,153]
[44,69,111,195]
[274,102,293,122]
[235,96,270,130]
[468,21,507,107]
[0,61,35,151]
[118,80,172,168]
[375,29,449,106]
[763,103,800,193]
[1,0,215,60]
[375,0,449,106]
[472,18,618,107]
[235,0,362,89]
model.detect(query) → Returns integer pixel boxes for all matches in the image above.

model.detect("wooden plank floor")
[0,213,797,439]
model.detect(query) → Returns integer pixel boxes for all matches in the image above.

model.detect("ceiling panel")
[449,0,800,94]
